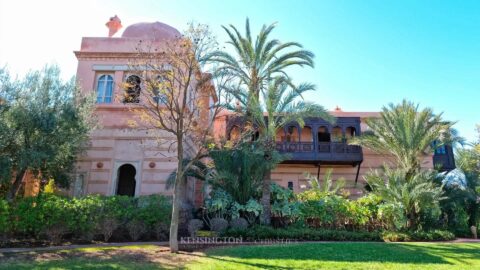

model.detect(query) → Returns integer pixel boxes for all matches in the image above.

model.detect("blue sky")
[0,0,479,141]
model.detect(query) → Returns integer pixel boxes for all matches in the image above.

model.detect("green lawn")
[0,242,479,269]
[190,242,480,269]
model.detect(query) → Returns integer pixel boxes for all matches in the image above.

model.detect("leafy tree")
[350,100,455,180]
[127,23,232,252]
[0,66,95,200]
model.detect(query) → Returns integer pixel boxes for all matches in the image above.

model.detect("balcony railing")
[275,141,363,164]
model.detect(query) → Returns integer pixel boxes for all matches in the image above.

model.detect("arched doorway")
[116,164,136,196]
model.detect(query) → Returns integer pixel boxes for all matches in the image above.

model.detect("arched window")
[318,126,331,142]
[286,126,299,143]
[346,126,356,139]
[96,74,113,103]
[301,126,313,143]
[151,75,168,104]
[331,126,343,142]
[124,75,141,103]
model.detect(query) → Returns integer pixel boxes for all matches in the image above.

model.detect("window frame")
[95,73,114,104]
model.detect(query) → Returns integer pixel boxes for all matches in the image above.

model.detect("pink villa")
[67,17,455,204]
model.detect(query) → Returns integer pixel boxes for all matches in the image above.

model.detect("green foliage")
[0,66,96,198]
[222,225,381,241]
[208,18,315,100]
[350,99,455,179]
[43,179,56,194]
[204,188,234,219]
[365,167,445,230]
[270,182,294,202]
[447,146,480,230]
[299,194,351,229]
[4,194,171,243]
[243,198,263,224]
[135,195,172,230]
[270,183,300,225]
[223,225,454,242]
[208,143,270,204]
[296,169,345,201]
[0,199,10,235]
[381,230,455,242]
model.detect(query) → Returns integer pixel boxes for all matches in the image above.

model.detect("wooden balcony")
[433,145,456,172]
[226,116,364,165]
[275,141,363,164]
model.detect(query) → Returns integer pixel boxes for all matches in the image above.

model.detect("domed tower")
[73,18,185,198]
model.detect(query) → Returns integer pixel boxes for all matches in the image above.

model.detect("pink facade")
[72,19,434,200]
[72,20,193,199]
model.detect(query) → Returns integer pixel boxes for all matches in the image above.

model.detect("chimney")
[106,15,122,37]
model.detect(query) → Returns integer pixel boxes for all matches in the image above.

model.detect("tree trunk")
[467,202,479,228]
[260,168,271,225]
[169,142,184,253]
[7,169,26,202]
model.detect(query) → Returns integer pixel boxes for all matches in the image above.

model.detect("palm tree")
[350,100,455,180]
[365,166,445,230]
[231,77,333,224]
[209,19,320,225]
[208,18,314,105]
[208,142,281,204]
[454,146,480,230]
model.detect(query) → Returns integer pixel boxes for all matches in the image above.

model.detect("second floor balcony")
[226,116,364,165]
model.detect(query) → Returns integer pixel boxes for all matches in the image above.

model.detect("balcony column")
[312,125,318,160]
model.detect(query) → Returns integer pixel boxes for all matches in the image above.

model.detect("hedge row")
[221,225,456,242]
[0,194,171,244]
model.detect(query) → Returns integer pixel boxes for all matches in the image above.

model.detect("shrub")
[6,194,172,243]
[381,231,411,242]
[229,218,248,230]
[0,199,10,239]
[43,179,57,194]
[12,196,44,237]
[204,189,234,219]
[222,225,381,241]
[98,217,120,242]
[299,195,350,229]
[126,220,147,241]
[271,183,300,227]
[210,217,228,233]
[37,195,73,243]
[381,230,455,242]
[188,219,204,237]
[296,169,345,201]
[94,196,129,241]
[243,199,263,225]
[365,167,444,230]
[70,195,103,241]
[136,195,171,231]
[155,222,169,240]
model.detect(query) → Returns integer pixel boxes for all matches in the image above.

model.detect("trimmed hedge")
[381,230,456,242]
[222,225,456,242]
[222,226,382,241]
[2,194,171,244]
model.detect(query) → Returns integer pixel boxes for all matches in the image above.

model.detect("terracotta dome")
[121,22,180,40]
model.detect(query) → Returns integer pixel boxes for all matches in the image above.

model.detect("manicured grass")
[0,242,479,269]
[190,242,480,270]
